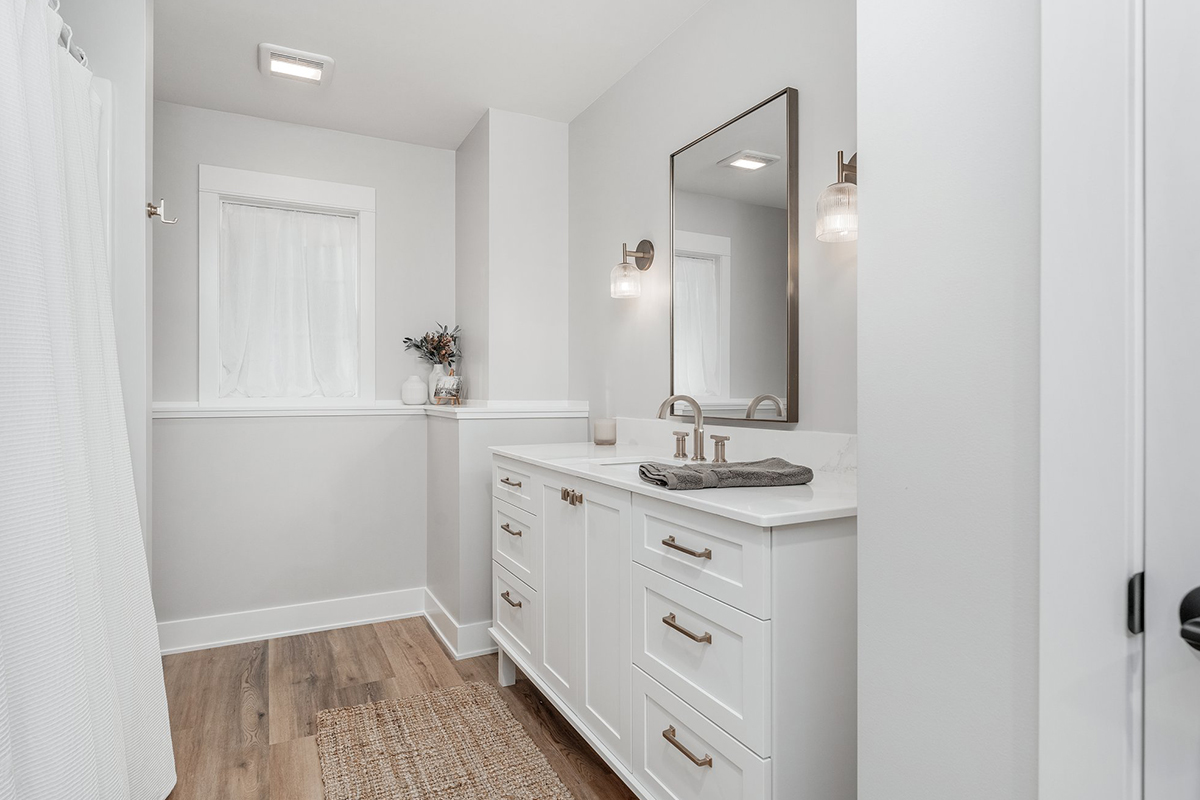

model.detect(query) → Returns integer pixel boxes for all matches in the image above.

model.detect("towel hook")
[146,198,178,225]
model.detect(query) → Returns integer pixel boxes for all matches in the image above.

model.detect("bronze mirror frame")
[669,87,799,425]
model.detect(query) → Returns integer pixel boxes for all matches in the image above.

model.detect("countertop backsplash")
[612,416,857,474]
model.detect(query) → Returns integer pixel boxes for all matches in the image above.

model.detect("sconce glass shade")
[610,260,642,298]
[816,181,858,242]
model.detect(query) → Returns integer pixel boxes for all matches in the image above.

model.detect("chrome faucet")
[746,393,785,420]
[657,395,705,461]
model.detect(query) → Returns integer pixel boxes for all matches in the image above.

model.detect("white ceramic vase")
[428,362,448,404]
[402,375,427,405]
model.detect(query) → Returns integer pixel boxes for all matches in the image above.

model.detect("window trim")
[197,165,376,409]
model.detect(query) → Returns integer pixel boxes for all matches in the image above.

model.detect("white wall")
[151,102,455,625]
[858,1,1040,797]
[568,0,857,432]
[455,109,570,401]
[59,0,154,546]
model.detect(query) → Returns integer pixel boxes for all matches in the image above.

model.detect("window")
[198,165,376,408]
[673,231,731,400]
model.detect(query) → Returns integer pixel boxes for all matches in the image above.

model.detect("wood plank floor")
[163,617,636,799]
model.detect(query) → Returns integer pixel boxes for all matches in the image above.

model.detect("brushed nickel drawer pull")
[500,522,523,537]
[500,477,523,488]
[662,612,712,644]
[661,535,712,560]
[662,725,712,768]
[500,590,522,608]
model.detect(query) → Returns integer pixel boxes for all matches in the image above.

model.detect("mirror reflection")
[671,91,794,423]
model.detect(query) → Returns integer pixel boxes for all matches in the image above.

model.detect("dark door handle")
[1180,587,1200,651]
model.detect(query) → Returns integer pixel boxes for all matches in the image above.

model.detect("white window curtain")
[219,203,359,398]
[673,254,722,397]
[0,2,175,798]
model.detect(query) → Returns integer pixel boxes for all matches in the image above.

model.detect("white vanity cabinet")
[491,457,633,763]
[490,448,857,800]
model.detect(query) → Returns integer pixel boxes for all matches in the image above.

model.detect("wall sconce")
[816,150,858,243]
[610,240,655,299]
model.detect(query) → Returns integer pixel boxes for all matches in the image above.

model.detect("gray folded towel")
[638,457,814,491]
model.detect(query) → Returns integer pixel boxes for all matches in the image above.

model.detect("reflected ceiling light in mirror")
[718,150,780,171]
[610,240,655,299]
[258,43,336,86]
[816,150,858,242]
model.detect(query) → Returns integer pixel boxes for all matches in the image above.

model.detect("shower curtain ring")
[49,0,60,11]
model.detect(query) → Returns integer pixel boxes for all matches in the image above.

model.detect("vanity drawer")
[633,668,771,800]
[493,457,537,514]
[492,500,541,591]
[633,564,771,756]
[492,563,539,665]
[633,496,771,619]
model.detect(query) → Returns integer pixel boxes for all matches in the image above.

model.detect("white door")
[577,480,632,763]
[539,480,578,703]
[1144,0,1200,794]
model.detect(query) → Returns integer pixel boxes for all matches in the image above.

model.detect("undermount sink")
[594,458,654,467]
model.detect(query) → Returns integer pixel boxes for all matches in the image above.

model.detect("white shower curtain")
[0,2,176,799]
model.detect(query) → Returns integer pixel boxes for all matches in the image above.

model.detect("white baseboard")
[423,588,498,660]
[157,587,426,655]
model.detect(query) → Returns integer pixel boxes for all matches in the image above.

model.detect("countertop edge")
[490,445,857,529]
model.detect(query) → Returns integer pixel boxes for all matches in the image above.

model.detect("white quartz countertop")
[490,442,857,528]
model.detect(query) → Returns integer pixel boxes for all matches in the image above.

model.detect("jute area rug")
[316,681,575,800]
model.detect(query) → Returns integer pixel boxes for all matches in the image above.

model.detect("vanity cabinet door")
[538,479,580,705]
[576,480,632,765]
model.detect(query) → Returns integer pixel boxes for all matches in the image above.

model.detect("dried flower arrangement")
[404,323,461,367]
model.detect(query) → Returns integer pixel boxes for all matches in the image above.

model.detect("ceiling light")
[258,43,335,86]
[718,150,780,171]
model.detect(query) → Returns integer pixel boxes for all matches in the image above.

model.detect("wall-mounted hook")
[146,198,178,225]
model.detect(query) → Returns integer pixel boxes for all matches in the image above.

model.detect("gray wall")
[151,102,455,623]
[153,101,456,402]
[455,110,570,401]
[858,1,1040,797]
[568,0,857,432]
[152,416,427,621]
[455,114,491,400]
[674,190,788,400]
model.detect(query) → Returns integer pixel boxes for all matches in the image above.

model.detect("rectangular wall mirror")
[670,87,798,424]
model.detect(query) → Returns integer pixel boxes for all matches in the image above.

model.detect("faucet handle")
[672,431,690,460]
[710,434,730,464]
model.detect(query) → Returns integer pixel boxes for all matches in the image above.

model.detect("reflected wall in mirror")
[670,88,798,424]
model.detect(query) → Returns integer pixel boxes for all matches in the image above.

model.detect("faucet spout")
[746,394,785,419]
[657,394,705,461]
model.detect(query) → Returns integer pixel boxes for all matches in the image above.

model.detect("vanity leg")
[497,648,517,687]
